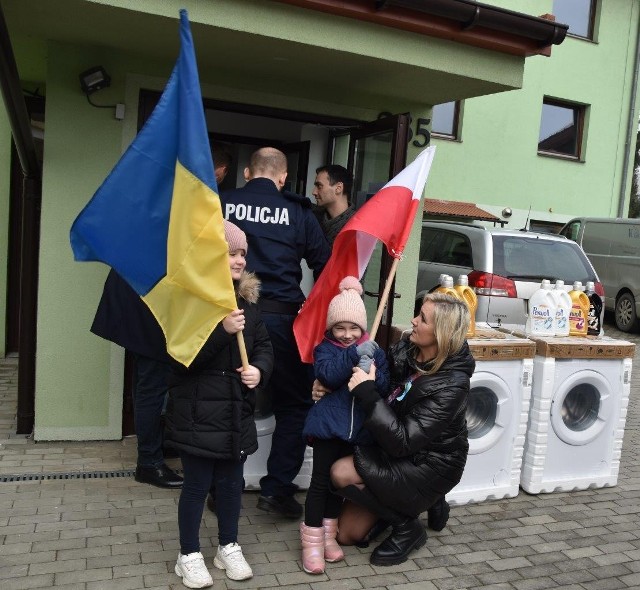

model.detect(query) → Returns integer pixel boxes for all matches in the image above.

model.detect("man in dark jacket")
[312,164,355,246]
[91,271,183,488]
[221,147,330,518]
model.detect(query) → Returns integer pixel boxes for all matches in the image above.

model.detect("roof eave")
[272,0,568,57]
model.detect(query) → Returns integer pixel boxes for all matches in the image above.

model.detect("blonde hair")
[417,292,470,375]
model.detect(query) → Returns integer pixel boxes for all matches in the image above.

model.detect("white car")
[416,221,603,329]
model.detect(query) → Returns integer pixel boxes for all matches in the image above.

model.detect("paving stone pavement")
[0,318,639,589]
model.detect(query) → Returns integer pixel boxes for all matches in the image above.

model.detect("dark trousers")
[133,354,169,468]
[259,312,314,497]
[304,438,353,527]
[178,451,244,554]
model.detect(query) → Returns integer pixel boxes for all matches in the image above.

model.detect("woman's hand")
[348,364,376,391]
[222,309,245,334]
[311,379,330,402]
[237,365,261,389]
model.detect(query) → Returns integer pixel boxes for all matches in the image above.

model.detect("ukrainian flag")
[70,10,236,367]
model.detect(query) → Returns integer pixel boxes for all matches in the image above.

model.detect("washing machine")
[243,391,313,490]
[520,335,635,494]
[446,328,536,506]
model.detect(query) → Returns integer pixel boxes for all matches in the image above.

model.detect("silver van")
[560,217,640,332]
[417,221,601,328]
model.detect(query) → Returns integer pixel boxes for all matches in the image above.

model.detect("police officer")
[221,147,330,518]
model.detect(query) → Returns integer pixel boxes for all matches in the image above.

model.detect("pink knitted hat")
[224,220,248,254]
[326,276,367,331]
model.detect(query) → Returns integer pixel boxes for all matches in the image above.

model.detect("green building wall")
[428,0,640,229]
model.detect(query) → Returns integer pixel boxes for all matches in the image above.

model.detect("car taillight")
[468,271,517,298]
[594,281,605,297]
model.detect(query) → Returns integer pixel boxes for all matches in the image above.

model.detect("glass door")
[336,114,410,349]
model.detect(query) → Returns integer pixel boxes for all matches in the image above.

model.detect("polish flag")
[294,146,436,363]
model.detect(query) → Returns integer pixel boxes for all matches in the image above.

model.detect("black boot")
[427,496,450,532]
[370,517,427,566]
[354,519,390,549]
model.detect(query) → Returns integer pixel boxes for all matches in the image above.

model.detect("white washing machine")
[446,330,535,506]
[520,337,634,494]
[243,414,313,491]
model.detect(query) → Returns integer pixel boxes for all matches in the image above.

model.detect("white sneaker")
[174,552,213,588]
[213,542,253,580]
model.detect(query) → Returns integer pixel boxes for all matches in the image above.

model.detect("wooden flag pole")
[369,256,402,341]
[236,332,249,371]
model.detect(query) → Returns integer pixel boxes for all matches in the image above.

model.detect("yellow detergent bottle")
[455,274,477,337]
[434,275,459,299]
[568,281,589,337]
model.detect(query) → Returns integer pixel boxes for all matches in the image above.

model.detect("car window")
[419,228,441,262]
[560,221,581,242]
[420,228,472,266]
[493,236,596,283]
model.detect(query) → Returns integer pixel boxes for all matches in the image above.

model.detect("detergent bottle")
[550,280,571,336]
[455,274,477,337]
[525,279,556,336]
[435,275,459,299]
[585,281,603,336]
[568,281,589,337]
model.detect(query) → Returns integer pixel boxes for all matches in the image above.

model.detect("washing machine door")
[550,370,612,445]
[467,372,513,454]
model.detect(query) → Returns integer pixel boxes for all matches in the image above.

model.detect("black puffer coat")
[164,272,273,461]
[352,337,475,518]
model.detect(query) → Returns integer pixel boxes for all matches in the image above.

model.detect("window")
[432,101,460,140]
[419,229,472,267]
[552,0,596,40]
[538,99,586,159]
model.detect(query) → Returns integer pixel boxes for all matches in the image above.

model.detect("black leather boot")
[354,519,390,548]
[427,496,450,532]
[370,517,427,566]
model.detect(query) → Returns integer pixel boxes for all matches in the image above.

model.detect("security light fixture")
[79,66,111,95]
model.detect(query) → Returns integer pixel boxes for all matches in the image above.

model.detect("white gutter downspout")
[618,3,640,217]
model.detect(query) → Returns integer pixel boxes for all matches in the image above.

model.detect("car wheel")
[615,292,638,332]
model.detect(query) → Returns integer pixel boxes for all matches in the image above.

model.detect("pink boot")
[300,522,325,574]
[323,518,344,562]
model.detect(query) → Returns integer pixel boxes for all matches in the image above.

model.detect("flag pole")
[236,333,249,371]
[369,256,401,341]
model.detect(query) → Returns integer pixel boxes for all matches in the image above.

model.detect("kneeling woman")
[330,293,475,566]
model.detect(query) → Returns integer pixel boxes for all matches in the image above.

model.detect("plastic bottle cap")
[555,280,564,288]
[542,279,551,289]
[457,275,469,286]
[586,281,595,291]
[573,281,582,290]
[443,276,454,288]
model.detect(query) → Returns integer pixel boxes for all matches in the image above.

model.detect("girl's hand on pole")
[237,365,261,389]
[223,309,245,334]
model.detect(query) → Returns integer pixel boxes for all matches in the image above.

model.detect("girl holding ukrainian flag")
[164,221,273,589]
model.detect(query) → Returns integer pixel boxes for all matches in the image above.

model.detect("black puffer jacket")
[164,272,273,461]
[352,337,475,518]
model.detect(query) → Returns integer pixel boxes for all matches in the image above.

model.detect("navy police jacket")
[221,178,330,304]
